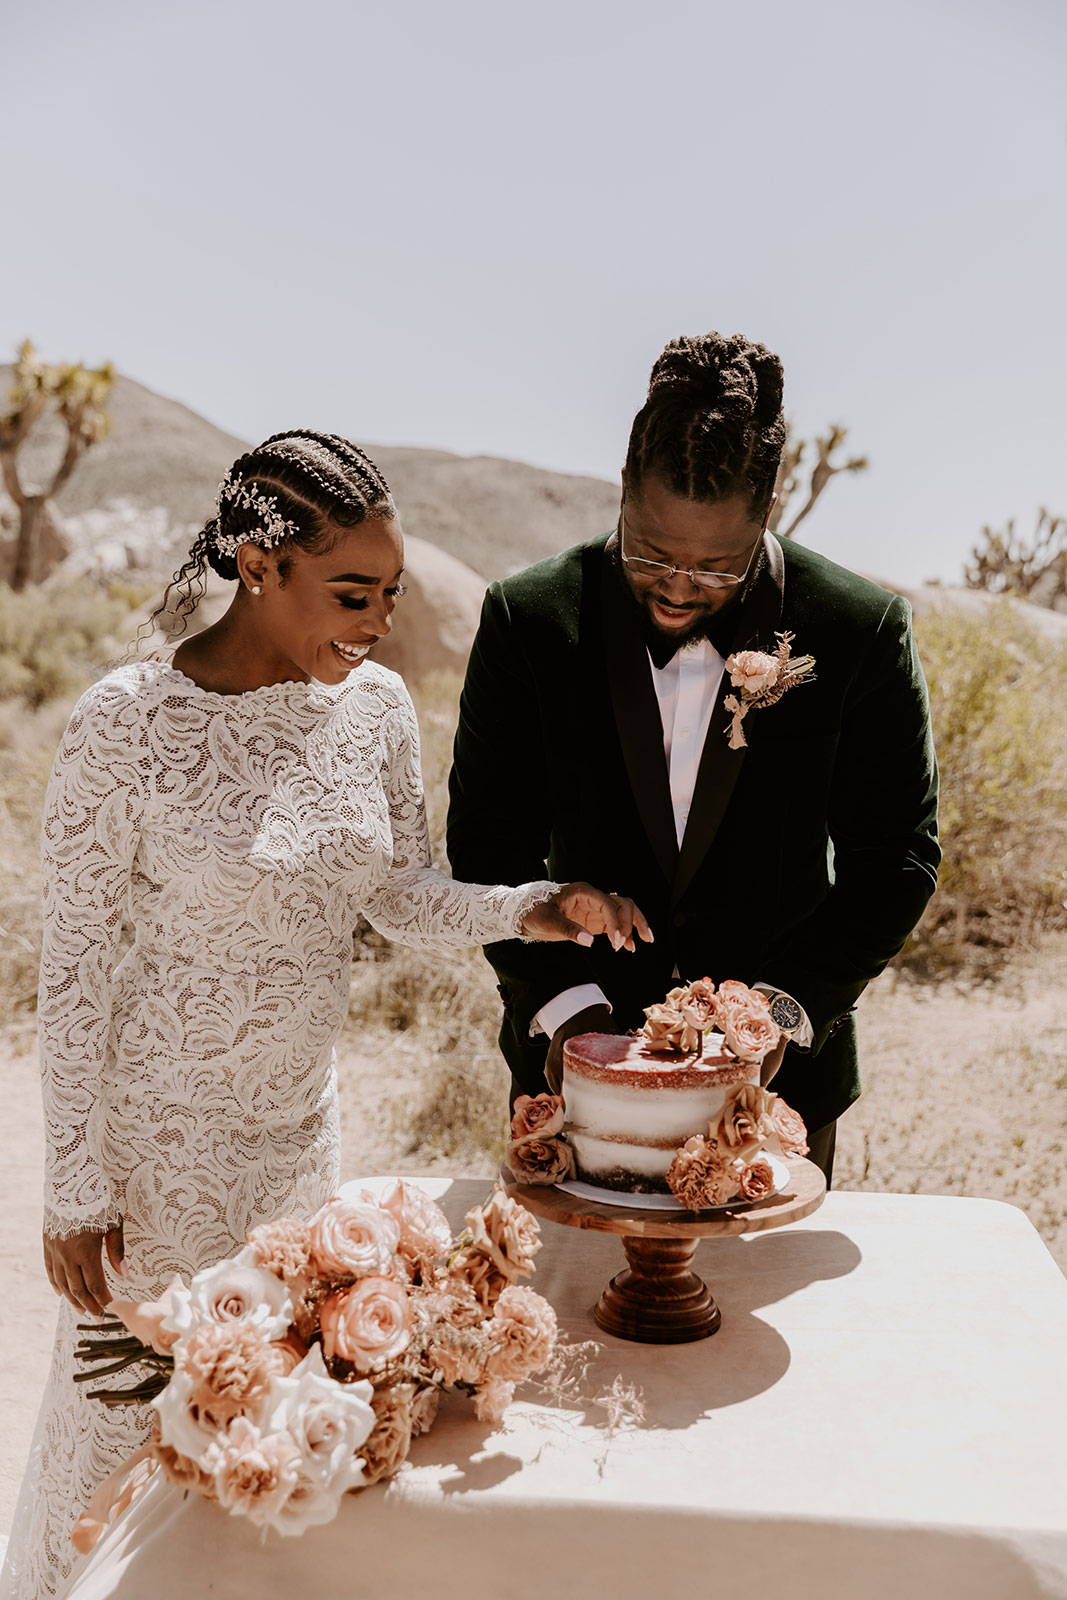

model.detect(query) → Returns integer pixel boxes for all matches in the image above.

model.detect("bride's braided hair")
[625,332,785,519]
[152,431,394,634]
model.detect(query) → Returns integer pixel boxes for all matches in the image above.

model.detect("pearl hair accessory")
[212,470,300,557]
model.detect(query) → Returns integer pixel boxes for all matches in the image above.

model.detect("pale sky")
[5,0,1065,586]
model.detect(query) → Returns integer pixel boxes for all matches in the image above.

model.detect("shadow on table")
[548,1226,864,1430]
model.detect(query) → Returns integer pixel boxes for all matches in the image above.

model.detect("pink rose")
[768,1095,809,1158]
[727,649,779,694]
[486,1287,558,1384]
[510,1093,565,1141]
[308,1199,400,1282]
[735,1156,777,1201]
[713,1084,777,1160]
[504,1135,575,1186]
[374,1181,452,1279]
[110,1275,185,1355]
[665,1136,738,1209]
[319,1276,412,1372]
[265,1330,310,1377]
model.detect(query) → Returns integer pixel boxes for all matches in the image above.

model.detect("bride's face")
[241,516,406,684]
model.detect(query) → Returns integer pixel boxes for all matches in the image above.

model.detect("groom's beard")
[636,544,767,663]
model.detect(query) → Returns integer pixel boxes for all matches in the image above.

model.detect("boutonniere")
[723,632,816,750]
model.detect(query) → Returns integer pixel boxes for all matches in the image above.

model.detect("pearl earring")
[250,585,262,595]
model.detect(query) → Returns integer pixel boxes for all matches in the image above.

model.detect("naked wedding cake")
[505,979,810,1210]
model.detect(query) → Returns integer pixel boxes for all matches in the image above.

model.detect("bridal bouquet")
[74,1185,559,1543]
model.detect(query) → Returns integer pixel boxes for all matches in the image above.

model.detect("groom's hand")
[545,1003,621,1094]
[521,883,653,951]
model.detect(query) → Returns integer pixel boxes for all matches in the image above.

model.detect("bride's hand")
[43,1222,125,1319]
[521,883,654,950]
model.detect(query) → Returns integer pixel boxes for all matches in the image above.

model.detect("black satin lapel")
[671,534,786,904]
[601,562,677,884]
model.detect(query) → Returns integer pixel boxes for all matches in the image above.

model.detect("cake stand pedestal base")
[502,1157,826,1345]
[594,1236,720,1343]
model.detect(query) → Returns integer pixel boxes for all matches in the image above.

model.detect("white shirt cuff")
[753,983,815,1049]
[532,984,612,1039]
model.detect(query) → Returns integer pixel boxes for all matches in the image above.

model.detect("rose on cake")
[503,1093,574,1187]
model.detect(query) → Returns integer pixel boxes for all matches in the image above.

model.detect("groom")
[446,332,939,1180]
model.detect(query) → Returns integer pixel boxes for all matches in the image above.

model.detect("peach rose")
[245,1219,314,1285]
[446,1249,508,1314]
[727,649,779,694]
[665,1136,738,1209]
[735,1156,778,1201]
[504,1135,575,1186]
[319,1276,412,1372]
[678,977,719,1033]
[207,1415,303,1526]
[110,1275,185,1355]
[768,1095,809,1158]
[723,1003,780,1064]
[265,1330,310,1377]
[510,1093,565,1141]
[714,1084,777,1160]
[464,1191,542,1284]
[640,1002,700,1054]
[359,1383,414,1486]
[308,1199,400,1281]
[374,1180,453,1279]
[486,1287,558,1384]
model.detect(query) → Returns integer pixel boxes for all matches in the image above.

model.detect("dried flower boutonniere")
[723,632,816,750]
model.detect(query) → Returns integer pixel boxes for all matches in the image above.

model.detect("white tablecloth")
[62,1181,1067,1600]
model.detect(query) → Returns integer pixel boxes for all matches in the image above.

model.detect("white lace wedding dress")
[1,658,555,1600]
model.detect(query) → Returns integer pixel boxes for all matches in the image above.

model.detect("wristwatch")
[766,992,804,1035]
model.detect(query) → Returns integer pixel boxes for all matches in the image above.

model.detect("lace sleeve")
[360,688,559,949]
[38,677,146,1238]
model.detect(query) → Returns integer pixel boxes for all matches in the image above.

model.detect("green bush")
[904,602,1067,975]
[0,576,145,708]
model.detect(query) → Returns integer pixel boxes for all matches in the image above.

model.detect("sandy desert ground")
[1,940,1063,1532]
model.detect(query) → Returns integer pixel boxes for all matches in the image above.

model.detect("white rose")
[164,1257,293,1343]
[265,1345,375,1490]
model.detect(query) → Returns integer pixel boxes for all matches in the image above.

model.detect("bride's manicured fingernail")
[577,931,594,947]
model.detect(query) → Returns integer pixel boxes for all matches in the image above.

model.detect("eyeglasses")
[618,521,765,591]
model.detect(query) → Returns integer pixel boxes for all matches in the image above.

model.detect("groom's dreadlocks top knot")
[625,332,785,517]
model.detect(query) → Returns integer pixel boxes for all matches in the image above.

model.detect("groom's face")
[619,479,765,644]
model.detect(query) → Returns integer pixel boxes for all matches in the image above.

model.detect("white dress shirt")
[534,638,813,1047]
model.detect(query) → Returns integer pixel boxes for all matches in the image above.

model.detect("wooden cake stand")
[503,1157,826,1344]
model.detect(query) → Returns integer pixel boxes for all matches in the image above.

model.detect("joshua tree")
[0,339,115,590]
[768,423,869,540]
[964,509,1066,612]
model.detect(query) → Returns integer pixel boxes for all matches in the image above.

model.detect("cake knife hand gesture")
[520,884,653,952]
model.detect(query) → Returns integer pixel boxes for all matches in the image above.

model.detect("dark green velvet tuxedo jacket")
[446,532,939,1133]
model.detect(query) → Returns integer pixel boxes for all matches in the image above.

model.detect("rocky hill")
[0,369,619,582]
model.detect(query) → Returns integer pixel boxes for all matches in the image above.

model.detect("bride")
[1,430,650,1600]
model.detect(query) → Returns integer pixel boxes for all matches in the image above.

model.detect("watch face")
[769,994,802,1032]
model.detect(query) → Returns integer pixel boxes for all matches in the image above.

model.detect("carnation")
[245,1219,314,1285]
[473,1376,516,1426]
[486,1287,558,1384]
[180,1321,276,1421]
[665,1135,737,1209]
[207,1416,303,1527]
[727,649,779,694]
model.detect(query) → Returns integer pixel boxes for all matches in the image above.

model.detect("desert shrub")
[0,575,144,708]
[0,707,57,1019]
[904,603,1067,975]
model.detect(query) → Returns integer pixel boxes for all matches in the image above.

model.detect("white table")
[62,1181,1067,1600]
